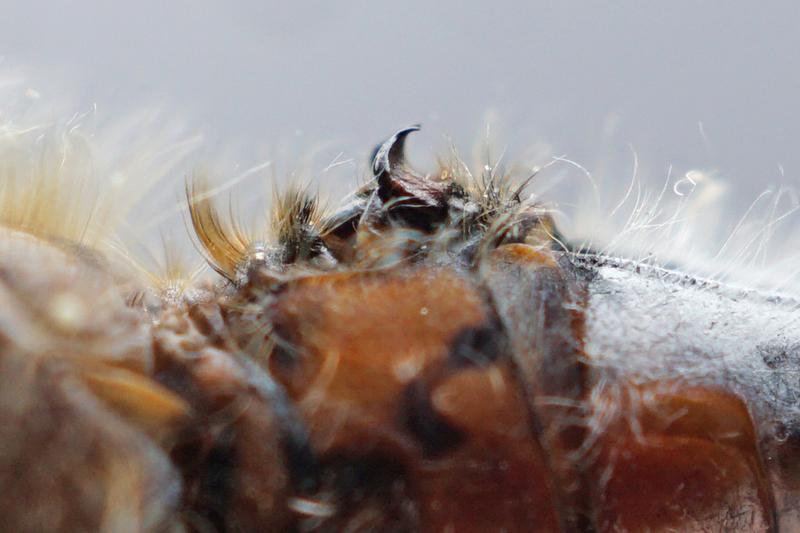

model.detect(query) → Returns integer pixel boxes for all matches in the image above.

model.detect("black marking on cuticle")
[234,355,320,492]
[194,426,236,532]
[401,379,465,457]
[448,321,506,368]
[310,453,417,530]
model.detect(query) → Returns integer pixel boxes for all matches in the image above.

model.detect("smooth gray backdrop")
[2,1,798,215]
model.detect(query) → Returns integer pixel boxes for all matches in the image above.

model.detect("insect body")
[0,126,797,532]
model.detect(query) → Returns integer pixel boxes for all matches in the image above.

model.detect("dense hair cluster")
[186,125,556,287]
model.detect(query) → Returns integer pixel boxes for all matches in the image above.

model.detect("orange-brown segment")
[589,383,776,532]
[264,266,565,530]
[417,362,562,532]
[489,242,558,269]
[267,268,489,455]
[484,243,591,529]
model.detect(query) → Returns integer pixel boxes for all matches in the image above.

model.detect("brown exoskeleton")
[0,125,797,532]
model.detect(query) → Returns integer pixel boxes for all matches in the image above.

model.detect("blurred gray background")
[2,1,799,219]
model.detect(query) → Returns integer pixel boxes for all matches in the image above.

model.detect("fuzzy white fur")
[2,69,799,298]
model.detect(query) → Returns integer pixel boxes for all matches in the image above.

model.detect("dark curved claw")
[370,124,457,231]
[371,124,421,176]
[323,125,453,240]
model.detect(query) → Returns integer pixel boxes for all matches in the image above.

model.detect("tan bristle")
[0,128,102,244]
[185,174,250,280]
[271,183,325,242]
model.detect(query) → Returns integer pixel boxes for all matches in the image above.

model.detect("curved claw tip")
[371,124,421,176]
